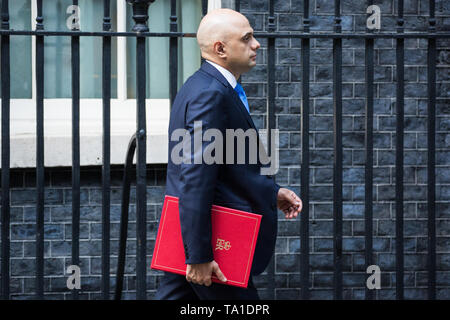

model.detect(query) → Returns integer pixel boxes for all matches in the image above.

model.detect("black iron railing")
[0,0,449,300]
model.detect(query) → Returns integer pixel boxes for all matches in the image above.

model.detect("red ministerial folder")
[151,195,262,288]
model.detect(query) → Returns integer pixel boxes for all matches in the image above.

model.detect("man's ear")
[213,41,226,58]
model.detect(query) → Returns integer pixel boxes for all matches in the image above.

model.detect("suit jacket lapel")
[200,62,258,131]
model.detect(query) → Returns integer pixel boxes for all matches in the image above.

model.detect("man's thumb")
[213,262,227,282]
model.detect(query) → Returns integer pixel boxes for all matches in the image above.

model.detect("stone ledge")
[0,99,170,168]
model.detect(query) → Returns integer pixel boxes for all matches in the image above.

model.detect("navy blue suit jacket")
[164,61,280,275]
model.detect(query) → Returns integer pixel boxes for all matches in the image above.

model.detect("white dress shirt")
[206,60,237,89]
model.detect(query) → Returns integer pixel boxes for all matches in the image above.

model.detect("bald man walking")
[155,9,302,300]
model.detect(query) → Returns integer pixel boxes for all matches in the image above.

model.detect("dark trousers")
[155,272,260,300]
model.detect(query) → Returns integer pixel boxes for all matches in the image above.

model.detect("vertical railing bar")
[202,0,208,16]
[266,0,276,301]
[0,0,11,301]
[364,0,374,301]
[101,0,112,300]
[200,0,208,66]
[117,0,127,101]
[300,0,310,301]
[235,0,241,12]
[427,0,436,301]
[169,0,178,108]
[333,0,343,300]
[136,26,147,303]
[395,0,405,301]
[71,0,81,300]
[35,0,45,300]
[129,0,151,300]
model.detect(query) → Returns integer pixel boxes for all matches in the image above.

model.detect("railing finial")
[1,0,9,30]
[103,0,112,31]
[36,0,44,30]
[126,0,155,32]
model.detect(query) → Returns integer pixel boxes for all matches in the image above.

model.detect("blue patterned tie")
[234,83,250,113]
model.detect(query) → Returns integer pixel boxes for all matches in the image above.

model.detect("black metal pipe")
[300,0,311,301]
[395,0,405,301]
[35,0,45,300]
[101,0,112,300]
[115,134,137,300]
[0,0,11,301]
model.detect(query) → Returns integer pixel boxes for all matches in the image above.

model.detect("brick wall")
[3,165,167,299]
[234,0,450,299]
[1,0,449,300]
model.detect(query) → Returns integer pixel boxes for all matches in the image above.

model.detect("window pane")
[179,0,202,87]
[43,0,117,98]
[0,0,32,98]
[126,0,201,99]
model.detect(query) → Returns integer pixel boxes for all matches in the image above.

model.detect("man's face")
[223,18,260,76]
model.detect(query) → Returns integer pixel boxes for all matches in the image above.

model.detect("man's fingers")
[290,191,300,202]
[288,206,296,217]
[283,207,292,217]
[213,263,227,282]
[284,190,301,206]
[186,262,225,286]
[290,196,302,213]
[278,189,302,219]
[284,205,301,219]
[185,266,192,282]
[280,199,294,210]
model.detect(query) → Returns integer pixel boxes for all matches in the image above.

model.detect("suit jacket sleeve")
[178,87,226,264]
[274,182,281,200]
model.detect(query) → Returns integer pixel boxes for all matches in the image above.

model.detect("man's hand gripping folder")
[151,195,262,288]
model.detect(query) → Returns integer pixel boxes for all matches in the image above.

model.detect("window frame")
[1,0,221,169]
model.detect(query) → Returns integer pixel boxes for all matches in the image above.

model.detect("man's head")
[197,8,260,79]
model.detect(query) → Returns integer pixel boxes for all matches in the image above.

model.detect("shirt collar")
[206,60,237,89]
